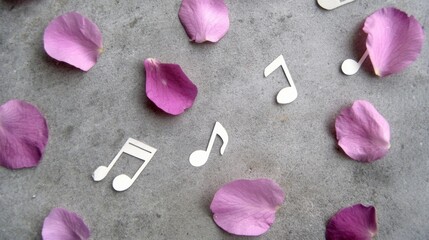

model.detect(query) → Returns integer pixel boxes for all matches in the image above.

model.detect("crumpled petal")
[178,0,230,43]
[364,7,424,77]
[326,204,377,240]
[44,12,103,71]
[210,179,285,236]
[335,100,390,162]
[0,100,48,169]
[144,58,198,115]
[42,208,90,240]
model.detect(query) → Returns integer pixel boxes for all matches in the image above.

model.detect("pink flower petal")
[144,58,198,115]
[326,204,377,240]
[43,12,103,71]
[42,208,90,240]
[0,100,48,169]
[178,0,230,43]
[364,7,425,77]
[335,100,390,162]
[210,179,285,236]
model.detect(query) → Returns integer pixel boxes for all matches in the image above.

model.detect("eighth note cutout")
[342,50,369,76]
[92,138,157,192]
[264,54,298,104]
[189,122,229,167]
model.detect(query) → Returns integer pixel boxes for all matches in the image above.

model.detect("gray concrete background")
[1,0,428,239]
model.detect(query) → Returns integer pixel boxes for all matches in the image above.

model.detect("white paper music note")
[317,0,355,10]
[341,50,369,76]
[92,138,157,192]
[189,122,229,167]
[264,55,298,104]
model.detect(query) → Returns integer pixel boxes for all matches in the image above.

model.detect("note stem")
[279,58,295,89]
[205,127,218,156]
[105,149,124,172]
[130,155,152,182]
[358,50,369,66]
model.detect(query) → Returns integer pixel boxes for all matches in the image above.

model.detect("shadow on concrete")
[326,105,351,159]
[41,53,85,72]
[348,20,378,77]
[2,0,36,10]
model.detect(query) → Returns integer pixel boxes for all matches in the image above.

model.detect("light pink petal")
[326,204,377,240]
[178,0,230,43]
[43,12,103,71]
[144,58,198,115]
[364,7,425,77]
[42,208,90,240]
[335,100,390,162]
[0,100,48,169]
[210,179,285,236]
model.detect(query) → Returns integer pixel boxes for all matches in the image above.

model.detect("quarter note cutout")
[264,55,298,104]
[92,138,157,192]
[189,122,229,167]
[317,0,355,10]
[341,50,369,76]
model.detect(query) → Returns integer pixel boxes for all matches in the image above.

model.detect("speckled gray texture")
[1,0,428,239]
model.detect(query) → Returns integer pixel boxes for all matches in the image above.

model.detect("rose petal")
[364,7,425,77]
[335,100,390,162]
[0,100,49,169]
[43,12,103,71]
[178,0,230,43]
[210,179,285,236]
[42,208,90,240]
[144,58,198,115]
[326,204,377,240]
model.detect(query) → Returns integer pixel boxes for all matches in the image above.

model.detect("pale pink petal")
[0,100,48,169]
[144,58,198,115]
[326,204,377,240]
[335,100,390,162]
[364,7,425,77]
[44,12,103,71]
[210,179,285,236]
[42,208,90,240]
[178,0,230,43]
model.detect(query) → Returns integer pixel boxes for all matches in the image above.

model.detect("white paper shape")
[341,50,369,76]
[92,138,157,192]
[317,0,355,10]
[189,122,228,167]
[264,55,298,104]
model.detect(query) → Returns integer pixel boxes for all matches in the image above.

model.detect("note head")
[189,150,209,167]
[93,166,109,181]
[341,59,360,75]
[277,87,298,104]
[113,174,133,192]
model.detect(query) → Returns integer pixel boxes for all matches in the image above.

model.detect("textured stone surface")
[1,0,428,239]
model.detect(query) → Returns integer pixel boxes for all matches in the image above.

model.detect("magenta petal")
[364,7,425,77]
[326,204,377,240]
[210,179,285,236]
[0,100,48,169]
[335,100,390,162]
[44,12,103,71]
[42,208,90,240]
[178,0,230,43]
[144,58,198,115]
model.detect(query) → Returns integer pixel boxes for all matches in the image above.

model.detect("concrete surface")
[1,0,428,239]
